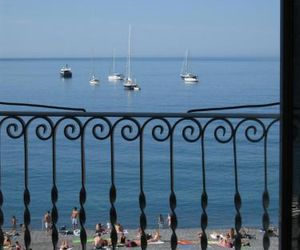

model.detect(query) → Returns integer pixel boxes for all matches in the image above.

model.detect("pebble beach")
[4,227,279,249]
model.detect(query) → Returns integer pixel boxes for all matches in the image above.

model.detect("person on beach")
[71,207,79,230]
[15,241,24,250]
[219,228,235,248]
[125,239,139,247]
[148,230,161,242]
[136,227,152,240]
[43,211,52,232]
[4,235,12,249]
[158,214,164,229]
[94,232,108,249]
[95,223,106,235]
[136,227,142,238]
[59,239,70,250]
[11,215,17,232]
[120,232,126,244]
[106,221,111,231]
[115,222,124,233]
[167,213,171,227]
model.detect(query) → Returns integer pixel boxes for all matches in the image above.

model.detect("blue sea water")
[0,57,279,230]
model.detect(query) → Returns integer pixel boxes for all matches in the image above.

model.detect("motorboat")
[60,64,72,78]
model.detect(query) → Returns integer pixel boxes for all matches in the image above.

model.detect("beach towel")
[148,240,164,245]
[178,240,194,245]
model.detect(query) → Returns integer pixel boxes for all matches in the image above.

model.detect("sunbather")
[94,233,108,249]
[148,230,161,242]
[59,239,71,250]
[3,235,12,249]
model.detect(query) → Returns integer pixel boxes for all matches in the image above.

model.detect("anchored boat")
[123,25,141,91]
[60,64,72,78]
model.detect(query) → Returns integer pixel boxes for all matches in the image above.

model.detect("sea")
[0,57,280,230]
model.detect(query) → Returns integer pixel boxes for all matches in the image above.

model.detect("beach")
[4,227,278,249]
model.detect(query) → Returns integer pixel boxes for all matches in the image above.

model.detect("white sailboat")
[89,52,100,85]
[180,50,198,82]
[89,74,99,85]
[108,49,124,81]
[123,25,141,91]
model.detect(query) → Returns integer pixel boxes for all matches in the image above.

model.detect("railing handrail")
[0,111,280,119]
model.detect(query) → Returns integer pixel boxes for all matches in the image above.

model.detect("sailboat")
[89,52,100,85]
[180,50,198,82]
[123,25,141,91]
[108,49,124,81]
[89,74,99,85]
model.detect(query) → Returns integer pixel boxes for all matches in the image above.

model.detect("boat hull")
[89,80,99,85]
[184,77,198,82]
[60,70,72,78]
[108,74,124,81]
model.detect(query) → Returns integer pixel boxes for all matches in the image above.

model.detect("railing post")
[23,125,31,250]
[0,129,4,248]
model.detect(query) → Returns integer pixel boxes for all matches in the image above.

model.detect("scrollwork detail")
[112,117,140,141]
[83,117,112,140]
[141,117,171,142]
[25,116,54,141]
[235,118,266,143]
[172,118,202,143]
[0,117,25,139]
[54,117,82,141]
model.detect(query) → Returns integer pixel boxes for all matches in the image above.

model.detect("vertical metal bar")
[200,130,208,250]
[169,132,178,250]
[280,0,294,249]
[51,131,59,250]
[109,131,118,249]
[262,129,270,249]
[233,132,242,250]
[79,129,87,250]
[139,127,147,249]
[0,126,4,248]
[23,127,31,249]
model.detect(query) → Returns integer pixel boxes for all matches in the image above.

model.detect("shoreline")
[4,227,279,249]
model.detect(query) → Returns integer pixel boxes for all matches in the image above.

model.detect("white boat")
[123,25,141,91]
[182,73,198,83]
[89,74,99,85]
[89,52,100,85]
[180,50,198,82]
[108,50,124,81]
[60,64,72,78]
[108,73,124,81]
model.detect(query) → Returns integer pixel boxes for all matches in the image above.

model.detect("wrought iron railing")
[0,110,279,250]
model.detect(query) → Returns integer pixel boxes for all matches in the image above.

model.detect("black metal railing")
[0,110,279,250]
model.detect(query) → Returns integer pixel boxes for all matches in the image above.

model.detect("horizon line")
[0,55,280,60]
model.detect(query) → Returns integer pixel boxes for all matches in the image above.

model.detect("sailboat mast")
[128,25,131,79]
[112,49,116,73]
[185,49,189,73]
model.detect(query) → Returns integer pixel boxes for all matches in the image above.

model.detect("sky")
[0,0,280,58]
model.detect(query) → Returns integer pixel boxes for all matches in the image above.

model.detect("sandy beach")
[3,227,278,249]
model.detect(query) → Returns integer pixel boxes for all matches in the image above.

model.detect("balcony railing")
[0,110,279,250]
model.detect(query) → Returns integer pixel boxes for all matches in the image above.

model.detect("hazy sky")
[0,0,280,58]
